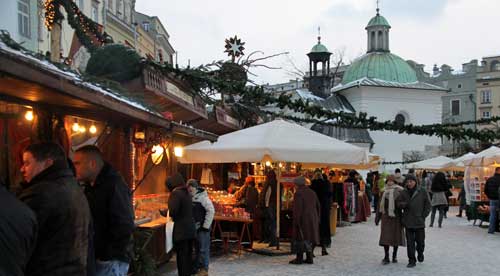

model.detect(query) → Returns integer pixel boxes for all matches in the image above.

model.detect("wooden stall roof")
[0,42,218,142]
[192,106,241,135]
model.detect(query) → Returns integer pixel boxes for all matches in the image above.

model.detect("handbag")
[165,211,174,253]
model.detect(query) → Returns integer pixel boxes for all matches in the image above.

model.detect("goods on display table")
[207,188,251,220]
[134,193,169,224]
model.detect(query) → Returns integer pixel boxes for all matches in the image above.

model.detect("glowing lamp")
[79,126,86,133]
[265,161,271,167]
[89,125,97,134]
[151,145,164,165]
[174,146,184,157]
[24,110,34,121]
[72,122,80,132]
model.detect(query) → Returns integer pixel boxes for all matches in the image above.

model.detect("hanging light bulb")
[72,122,80,132]
[79,125,86,133]
[265,161,271,167]
[89,125,97,134]
[24,110,34,121]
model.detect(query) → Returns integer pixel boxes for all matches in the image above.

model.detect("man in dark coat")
[484,167,500,234]
[18,142,91,275]
[166,173,196,276]
[396,174,431,268]
[310,171,331,255]
[74,145,134,276]
[0,184,38,276]
[289,176,320,265]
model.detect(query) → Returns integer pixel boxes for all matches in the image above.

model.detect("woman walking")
[375,175,405,264]
[310,171,331,256]
[430,172,450,228]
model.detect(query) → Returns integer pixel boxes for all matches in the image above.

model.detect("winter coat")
[260,177,278,208]
[396,186,431,229]
[168,175,196,242]
[458,185,466,206]
[376,187,405,247]
[0,185,38,276]
[431,191,448,207]
[18,160,91,276]
[192,188,215,230]
[310,178,332,246]
[292,185,320,245]
[84,163,134,263]
[245,185,259,215]
[485,173,500,200]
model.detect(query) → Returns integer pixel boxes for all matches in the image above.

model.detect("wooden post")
[50,22,61,63]
[276,166,281,250]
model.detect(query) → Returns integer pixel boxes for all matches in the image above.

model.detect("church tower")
[306,35,332,98]
[365,7,391,53]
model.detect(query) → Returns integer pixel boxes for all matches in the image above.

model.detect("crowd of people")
[1,142,134,276]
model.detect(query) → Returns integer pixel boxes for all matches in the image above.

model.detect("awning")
[406,156,454,171]
[464,146,500,167]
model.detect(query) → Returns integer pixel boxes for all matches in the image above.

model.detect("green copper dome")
[366,14,391,29]
[310,42,330,53]
[341,52,418,84]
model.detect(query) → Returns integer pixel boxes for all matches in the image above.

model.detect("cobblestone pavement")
[161,207,500,276]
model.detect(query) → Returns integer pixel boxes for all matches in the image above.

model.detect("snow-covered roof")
[332,77,449,93]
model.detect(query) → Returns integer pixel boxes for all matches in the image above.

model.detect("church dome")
[341,52,418,84]
[310,42,330,53]
[366,14,391,29]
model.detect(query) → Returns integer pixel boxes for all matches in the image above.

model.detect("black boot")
[305,252,314,264]
[392,247,398,263]
[321,246,328,256]
[382,246,390,265]
[289,253,303,265]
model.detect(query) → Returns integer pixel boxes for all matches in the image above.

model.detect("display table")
[211,215,253,254]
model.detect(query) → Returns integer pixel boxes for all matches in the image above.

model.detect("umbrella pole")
[276,166,281,250]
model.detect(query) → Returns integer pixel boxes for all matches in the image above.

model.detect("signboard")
[165,81,194,105]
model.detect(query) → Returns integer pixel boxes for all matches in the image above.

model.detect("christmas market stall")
[179,119,370,250]
[463,146,500,227]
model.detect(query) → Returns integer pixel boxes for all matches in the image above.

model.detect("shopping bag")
[165,211,174,253]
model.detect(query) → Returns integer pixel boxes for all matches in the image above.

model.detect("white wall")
[0,0,39,52]
[340,86,444,166]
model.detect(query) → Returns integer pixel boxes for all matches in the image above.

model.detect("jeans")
[405,228,425,264]
[175,239,193,276]
[195,229,211,270]
[430,205,445,227]
[488,200,499,233]
[95,260,129,276]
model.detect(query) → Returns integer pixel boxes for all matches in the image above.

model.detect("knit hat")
[385,174,396,184]
[404,174,417,184]
[187,179,199,188]
[294,176,306,186]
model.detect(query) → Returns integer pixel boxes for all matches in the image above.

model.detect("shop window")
[451,99,460,116]
[481,90,491,104]
[17,0,30,38]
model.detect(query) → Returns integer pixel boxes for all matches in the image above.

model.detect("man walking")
[484,167,500,234]
[396,174,431,268]
[18,142,91,275]
[73,145,134,276]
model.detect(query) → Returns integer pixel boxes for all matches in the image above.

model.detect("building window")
[492,61,500,72]
[142,22,150,32]
[481,90,491,104]
[37,2,44,41]
[108,0,113,10]
[76,0,84,9]
[91,2,99,22]
[457,83,462,89]
[395,114,406,126]
[18,0,30,38]
[116,0,122,16]
[451,99,460,116]
[482,111,491,119]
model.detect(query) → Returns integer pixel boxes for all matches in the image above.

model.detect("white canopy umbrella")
[179,119,369,165]
[441,152,476,171]
[179,119,369,250]
[406,156,454,171]
[464,146,500,166]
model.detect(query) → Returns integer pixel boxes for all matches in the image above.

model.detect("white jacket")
[192,188,215,230]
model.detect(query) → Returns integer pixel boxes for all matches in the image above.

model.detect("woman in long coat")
[375,175,405,265]
[430,172,450,228]
[310,171,331,256]
[289,176,320,265]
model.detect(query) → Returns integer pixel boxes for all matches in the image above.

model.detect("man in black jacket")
[0,184,37,276]
[396,174,431,268]
[18,142,91,275]
[484,167,500,234]
[74,145,134,276]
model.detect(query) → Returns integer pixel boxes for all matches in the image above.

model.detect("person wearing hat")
[375,175,405,265]
[289,176,320,265]
[396,174,431,268]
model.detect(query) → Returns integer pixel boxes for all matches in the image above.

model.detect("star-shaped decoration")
[224,35,245,60]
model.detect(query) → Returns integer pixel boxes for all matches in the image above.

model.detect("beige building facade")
[134,11,175,64]
[476,55,500,131]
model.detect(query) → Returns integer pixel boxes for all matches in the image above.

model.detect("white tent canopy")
[179,119,369,165]
[406,156,454,171]
[464,146,500,166]
[441,152,476,171]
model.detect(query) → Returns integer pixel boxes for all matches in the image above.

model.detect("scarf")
[380,184,403,217]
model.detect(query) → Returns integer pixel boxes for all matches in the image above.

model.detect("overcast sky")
[135,0,500,85]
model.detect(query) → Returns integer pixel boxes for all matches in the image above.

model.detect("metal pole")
[276,166,281,250]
